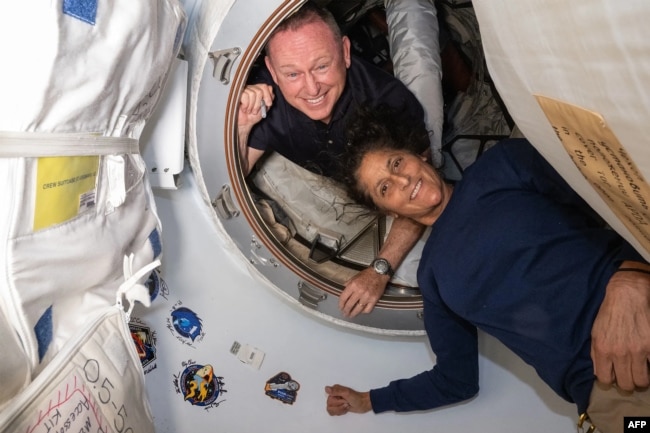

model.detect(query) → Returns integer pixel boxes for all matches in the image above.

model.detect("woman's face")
[356,149,452,225]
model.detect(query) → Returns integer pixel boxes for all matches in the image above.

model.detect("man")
[237,1,429,317]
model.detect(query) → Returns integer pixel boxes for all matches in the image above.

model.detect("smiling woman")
[327,113,650,429]
[355,149,452,225]
[341,104,451,224]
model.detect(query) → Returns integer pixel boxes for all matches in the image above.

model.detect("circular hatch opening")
[223,1,424,311]
[199,0,511,332]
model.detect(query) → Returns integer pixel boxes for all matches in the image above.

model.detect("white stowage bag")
[471,0,650,260]
[0,0,186,428]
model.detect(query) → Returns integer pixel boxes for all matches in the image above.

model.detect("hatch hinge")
[212,184,240,219]
[297,281,327,310]
[208,47,241,85]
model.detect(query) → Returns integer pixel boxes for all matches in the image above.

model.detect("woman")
[326,107,650,433]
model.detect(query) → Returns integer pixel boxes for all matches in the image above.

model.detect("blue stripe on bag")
[149,228,162,259]
[35,306,53,363]
[62,0,98,25]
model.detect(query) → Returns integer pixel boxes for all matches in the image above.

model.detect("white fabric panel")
[7,155,159,369]
[0,0,186,137]
[0,0,186,410]
[472,0,650,260]
[0,159,32,409]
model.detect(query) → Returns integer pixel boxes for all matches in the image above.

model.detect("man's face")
[265,20,351,124]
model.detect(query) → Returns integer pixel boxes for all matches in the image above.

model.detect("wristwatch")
[371,258,394,277]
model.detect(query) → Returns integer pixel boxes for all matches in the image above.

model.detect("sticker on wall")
[173,360,226,410]
[145,268,169,301]
[129,318,157,374]
[265,372,300,405]
[166,302,205,347]
[230,341,265,370]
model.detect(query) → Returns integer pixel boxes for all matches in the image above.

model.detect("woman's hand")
[325,385,373,415]
[591,262,650,391]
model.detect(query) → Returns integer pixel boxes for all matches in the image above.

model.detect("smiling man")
[237,1,430,317]
[237,1,427,178]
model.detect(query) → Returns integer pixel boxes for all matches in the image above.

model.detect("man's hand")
[237,84,274,175]
[339,268,390,317]
[325,385,372,416]
[238,84,274,130]
[591,262,650,391]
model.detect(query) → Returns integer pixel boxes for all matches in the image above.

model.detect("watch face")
[374,259,390,274]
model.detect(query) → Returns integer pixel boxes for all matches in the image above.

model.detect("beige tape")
[535,95,650,253]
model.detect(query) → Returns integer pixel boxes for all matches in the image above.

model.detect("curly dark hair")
[338,104,431,210]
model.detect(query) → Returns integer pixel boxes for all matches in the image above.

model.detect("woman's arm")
[591,261,650,390]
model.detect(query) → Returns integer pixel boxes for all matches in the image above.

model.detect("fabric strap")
[0,131,139,157]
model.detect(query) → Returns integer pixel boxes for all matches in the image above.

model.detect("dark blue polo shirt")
[370,139,645,415]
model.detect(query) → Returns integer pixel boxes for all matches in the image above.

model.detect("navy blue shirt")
[247,56,426,178]
[369,139,644,415]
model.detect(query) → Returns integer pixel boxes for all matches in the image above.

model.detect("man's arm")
[237,129,265,176]
[237,84,274,175]
[591,260,650,390]
[339,216,425,317]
